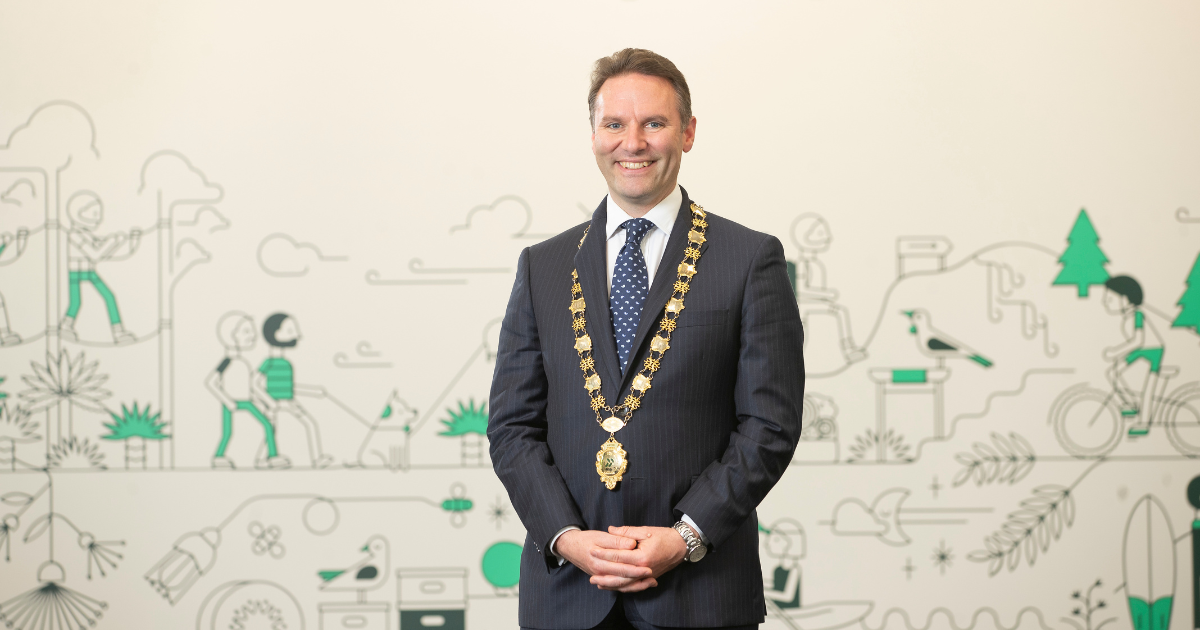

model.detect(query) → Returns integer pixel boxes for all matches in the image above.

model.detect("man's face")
[592,73,696,212]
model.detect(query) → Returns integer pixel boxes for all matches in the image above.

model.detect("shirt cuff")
[549,525,581,566]
[681,514,709,546]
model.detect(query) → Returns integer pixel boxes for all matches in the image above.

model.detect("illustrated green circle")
[481,541,522,588]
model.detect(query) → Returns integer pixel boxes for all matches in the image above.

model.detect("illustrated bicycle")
[1049,365,1200,457]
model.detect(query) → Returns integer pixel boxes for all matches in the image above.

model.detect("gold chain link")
[570,203,709,428]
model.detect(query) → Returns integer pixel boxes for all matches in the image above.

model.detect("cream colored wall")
[1,1,1199,629]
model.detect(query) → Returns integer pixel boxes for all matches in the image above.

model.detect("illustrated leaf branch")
[952,432,1036,488]
[966,484,1075,575]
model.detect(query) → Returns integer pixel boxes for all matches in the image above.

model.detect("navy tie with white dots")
[611,218,654,373]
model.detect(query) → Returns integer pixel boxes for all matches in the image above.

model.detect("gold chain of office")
[570,202,709,489]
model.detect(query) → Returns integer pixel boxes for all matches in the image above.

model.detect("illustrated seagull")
[317,535,389,602]
[903,309,993,368]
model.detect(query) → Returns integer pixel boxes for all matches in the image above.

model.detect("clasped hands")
[556,525,688,593]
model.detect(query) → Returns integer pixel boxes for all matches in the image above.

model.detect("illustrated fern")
[967,484,1074,575]
[952,432,1036,487]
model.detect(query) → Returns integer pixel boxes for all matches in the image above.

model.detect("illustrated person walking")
[58,191,141,345]
[488,49,805,629]
[254,313,334,468]
[205,311,289,469]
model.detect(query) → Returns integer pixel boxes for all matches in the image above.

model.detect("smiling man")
[489,48,805,630]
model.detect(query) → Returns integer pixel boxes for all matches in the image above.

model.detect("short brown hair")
[588,48,692,129]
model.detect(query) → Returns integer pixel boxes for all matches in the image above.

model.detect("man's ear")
[682,116,697,152]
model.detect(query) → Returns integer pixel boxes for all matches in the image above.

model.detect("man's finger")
[589,547,645,566]
[608,525,651,540]
[616,577,658,593]
[589,557,652,579]
[590,574,640,589]
[594,532,638,550]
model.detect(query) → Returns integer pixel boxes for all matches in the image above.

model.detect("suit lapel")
[619,189,695,392]
[574,198,623,398]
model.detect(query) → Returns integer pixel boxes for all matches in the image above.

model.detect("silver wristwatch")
[673,521,707,562]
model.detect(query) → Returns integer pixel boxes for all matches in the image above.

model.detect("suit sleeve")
[488,247,586,568]
[674,235,804,549]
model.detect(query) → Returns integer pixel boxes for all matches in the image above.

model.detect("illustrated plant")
[48,437,106,470]
[846,428,912,463]
[19,351,111,455]
[102,403,168,470]
[1062,579,1116,630]
[439,399,489,466]
[952,432,1036,487]
[967,484,1075,575]
[0,402,39,472]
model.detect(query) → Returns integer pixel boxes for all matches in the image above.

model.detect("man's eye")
[647,122,664,129]
[606,123,622,130]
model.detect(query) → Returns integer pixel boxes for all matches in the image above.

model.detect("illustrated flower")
[48,437,106,470]
[145,527,221,604]
[78,532,124,579]
[0,561,107,630]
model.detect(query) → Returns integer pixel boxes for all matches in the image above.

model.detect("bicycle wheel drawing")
[1164,383,1200,457]
[1051,384,1122,457]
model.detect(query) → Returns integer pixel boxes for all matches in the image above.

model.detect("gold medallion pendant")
[596,436,628,490]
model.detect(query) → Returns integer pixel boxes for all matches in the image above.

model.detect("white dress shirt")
[549,186,708,563]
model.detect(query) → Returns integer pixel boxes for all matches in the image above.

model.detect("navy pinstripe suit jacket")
[488,189,805,629]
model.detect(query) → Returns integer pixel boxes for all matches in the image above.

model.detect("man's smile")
[618,161,653,170]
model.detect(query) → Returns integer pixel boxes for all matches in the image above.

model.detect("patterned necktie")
[611,218,654,373]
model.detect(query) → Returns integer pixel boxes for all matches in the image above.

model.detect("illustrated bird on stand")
[317,535,390,602]
[903,309,993,368]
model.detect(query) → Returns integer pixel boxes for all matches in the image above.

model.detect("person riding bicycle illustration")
[1100,275,1163,436]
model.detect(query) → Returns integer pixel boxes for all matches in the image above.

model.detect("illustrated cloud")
[257,233,348,277]
[831,500,888,536]
[449,195,551,239]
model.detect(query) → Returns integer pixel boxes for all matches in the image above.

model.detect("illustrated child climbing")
[0,229,29,345]
[1101,275,1165,435]
[58,191,141,345]
[253,313,334,468]
[205,311,289,469]
[790,214,867,364]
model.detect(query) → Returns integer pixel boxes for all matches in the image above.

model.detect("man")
[489,48,804,629]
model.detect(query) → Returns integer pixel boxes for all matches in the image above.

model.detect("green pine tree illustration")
[1052,209,1110,298]
[1172,251,1200,331]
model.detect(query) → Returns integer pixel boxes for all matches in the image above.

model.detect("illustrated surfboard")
[1122,495,1177,630]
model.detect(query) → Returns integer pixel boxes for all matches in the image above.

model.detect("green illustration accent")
[442,498,474,512]
[1127,596,1172,630]
[481,541,522,588]
[103,402,168,440]
[318,570,344,582]
[1124,348,1164,373]
[891,370,927,384]
[0,376,7,400]
[66,270,122,324]
[1053,209,1110,298]
[969,355,993,368]
[381,404,392,419]
[439,399,488,436]
[258,357,295,401]
[216,401,278,458]
[1171,251,1200,331]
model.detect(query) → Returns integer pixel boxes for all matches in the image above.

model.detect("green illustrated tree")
[1053,209,1111,298]
[439,399,489,467]
[102,402,168,469]
[1171,251,1200,333]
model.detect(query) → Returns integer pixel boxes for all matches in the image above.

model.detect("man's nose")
[620,125,646,154]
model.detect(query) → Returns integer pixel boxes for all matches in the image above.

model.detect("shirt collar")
[604,185,682,240]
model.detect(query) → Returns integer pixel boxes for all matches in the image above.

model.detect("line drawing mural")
[1,20,1198,626]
